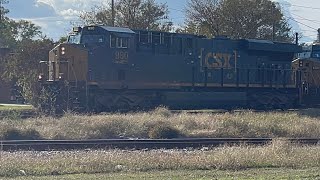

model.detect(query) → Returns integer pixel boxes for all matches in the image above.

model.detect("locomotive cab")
[39,26,135,84]
[293,44,320,87]
[39,27,88,83]
[38,25,136,112]
[292,44,320,104]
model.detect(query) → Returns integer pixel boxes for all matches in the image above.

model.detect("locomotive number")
[114,51,129,63]
[204,52,234,69]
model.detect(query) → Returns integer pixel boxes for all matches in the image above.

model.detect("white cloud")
[60,9,81,17]
[37,0,109,15]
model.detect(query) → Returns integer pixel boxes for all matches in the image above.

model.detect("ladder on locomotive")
[67,82,81,111]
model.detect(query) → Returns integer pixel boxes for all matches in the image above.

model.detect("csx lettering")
[205,52,233,69]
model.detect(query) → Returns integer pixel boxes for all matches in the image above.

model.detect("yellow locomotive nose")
[46,43,88,82]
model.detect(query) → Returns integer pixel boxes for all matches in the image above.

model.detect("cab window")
[139,31,149,44]
[68,33,81,44]
[81,35,105,44]
[312,51,320,58]
[110,34,129,48]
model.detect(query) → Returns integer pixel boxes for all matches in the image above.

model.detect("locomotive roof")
[242,39,302,53]
[245,39,274,44]
[88,25,205,38]
[100,26,135,34]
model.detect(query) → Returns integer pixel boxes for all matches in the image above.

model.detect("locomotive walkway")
[0,138,319,151]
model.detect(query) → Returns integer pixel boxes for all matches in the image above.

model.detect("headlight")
[59,73,64,80]
[299,61,303,67]
[38,74,44,81]
[61,47,66,55]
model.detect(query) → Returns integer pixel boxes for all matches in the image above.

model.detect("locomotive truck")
[39,25,305,113]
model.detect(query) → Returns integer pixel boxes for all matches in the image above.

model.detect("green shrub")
[148,122,181,139]
[0,110,22,120]
[23,129,42,140]
[2,128,42,140]
[2,128,24,140]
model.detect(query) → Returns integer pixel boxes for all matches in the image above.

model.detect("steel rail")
[0,109,301,119]
[0,138,319,151]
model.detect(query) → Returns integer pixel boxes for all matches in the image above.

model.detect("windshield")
[311,51,320,58]
[81,35,105,44]
[68,33,81,44]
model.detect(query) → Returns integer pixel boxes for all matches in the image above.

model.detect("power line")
[291,29,318,33]
[168,7,185,13]
[289,11,320,24]
[281,9,320,34]
[279,2,320,10]
[279,1,320,31]
[293,17,320,24]
[288,17,318,31]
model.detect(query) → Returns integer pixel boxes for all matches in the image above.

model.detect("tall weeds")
[0,108,319,140]
[0,141,319,177]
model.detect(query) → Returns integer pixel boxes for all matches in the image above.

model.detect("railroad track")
[0,138,319,151]
[0,108,313,119]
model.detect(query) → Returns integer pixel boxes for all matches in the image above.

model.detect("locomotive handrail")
[202,67,298,88]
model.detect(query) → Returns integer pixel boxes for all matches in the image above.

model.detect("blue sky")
[4,0,188,40]
[4,0,320,42]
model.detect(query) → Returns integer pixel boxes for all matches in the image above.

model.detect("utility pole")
[317,29,320,43]
[0,0,2,23]
[271,3,276,41]
[111,0,115,26]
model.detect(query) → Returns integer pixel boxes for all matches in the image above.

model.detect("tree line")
[79,0,293,42]
[0,0,54,105]
[0,0,294,105]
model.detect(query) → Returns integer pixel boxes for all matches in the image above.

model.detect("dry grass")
[0,140,319,177]
[0,107,319,140]
[0,104,33,111]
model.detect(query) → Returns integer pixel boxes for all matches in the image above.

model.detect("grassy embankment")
[0,108,319,178]
[0,140,319,178]
[0,107,319,140]
[6,168,320,180]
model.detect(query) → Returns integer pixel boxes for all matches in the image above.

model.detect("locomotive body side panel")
[39,25,304,112]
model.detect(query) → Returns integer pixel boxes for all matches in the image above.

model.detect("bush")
[0,110,22,120]
[148,122,181,139]
[23,129,42,140]
[2,128,42,140]
[2,129,24,140]
[151,106,172,117]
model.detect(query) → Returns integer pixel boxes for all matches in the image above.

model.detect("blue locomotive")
[39,25,303,112]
